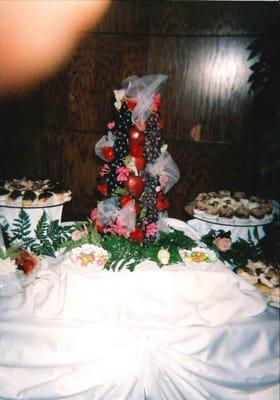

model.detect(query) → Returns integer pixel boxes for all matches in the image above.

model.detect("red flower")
[15,250,39,275]
[130,227,144,243]
[127,99,137,111]
[156,194,170,211]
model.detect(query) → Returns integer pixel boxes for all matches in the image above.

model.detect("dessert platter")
[0,76,279,400]
[191,190,275,226]
[0,178,71,207]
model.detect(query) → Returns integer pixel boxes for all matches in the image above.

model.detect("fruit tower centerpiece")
[91,75,180,244]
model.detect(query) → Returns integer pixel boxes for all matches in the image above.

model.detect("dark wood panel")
[0,89,42,179]
[147,36,254,143]
[42,34,148,132]
[150,1,278,36]
[93,0,150,34]
[41,129,102,220]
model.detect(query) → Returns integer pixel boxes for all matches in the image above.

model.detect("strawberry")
[130,227,144,243]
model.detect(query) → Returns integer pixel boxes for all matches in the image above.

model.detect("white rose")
[158,248,170,265]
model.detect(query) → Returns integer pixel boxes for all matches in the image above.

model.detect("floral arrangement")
[62,220,196,271]
[200,229,265,270]
[93,75,180,244]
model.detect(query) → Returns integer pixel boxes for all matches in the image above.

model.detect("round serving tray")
[193,213,273,228]
[0,202,67,209]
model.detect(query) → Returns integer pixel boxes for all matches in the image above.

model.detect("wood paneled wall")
[0,1,278,221]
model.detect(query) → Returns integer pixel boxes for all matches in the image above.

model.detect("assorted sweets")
[192,190,274,224]
[236,260,280,306]
[0,178,71,207]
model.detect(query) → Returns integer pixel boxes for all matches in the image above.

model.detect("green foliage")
[102,234,143,271]
[0,245,20,260]
[10,209,37,249]
[3,210,74,257]
[200,229,264,270]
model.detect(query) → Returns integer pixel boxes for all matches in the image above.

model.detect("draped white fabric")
[0,259,279,399]
[0,218,279,399]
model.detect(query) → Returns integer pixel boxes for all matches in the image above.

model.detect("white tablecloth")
[0,251,279,400]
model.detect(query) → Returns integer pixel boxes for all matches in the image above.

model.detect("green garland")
[199,229,264,270]
[1,214,266,272]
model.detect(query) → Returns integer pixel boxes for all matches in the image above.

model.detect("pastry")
[22,190,37,207]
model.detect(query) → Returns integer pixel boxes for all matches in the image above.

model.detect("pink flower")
[90,208,98,222]
[107,121,115,130]
[159,175,169,187]
[99,164,110,177]
[145,222,157,237]
[151,94,161,112]
[71,230,84,241]
[116,166,130,182]
[71,225,89,241]
[106,219,130,238]
[213,237,232,252]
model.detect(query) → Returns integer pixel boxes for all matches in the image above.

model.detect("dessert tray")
[187,190,276,227]
[0,178,71,208]
[193,211,274,227]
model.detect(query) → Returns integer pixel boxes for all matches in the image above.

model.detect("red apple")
[129,127,145,144]
[102,146,115,161]
[124,174,144,199]
[130,144,143,158]
[130,227,144,243]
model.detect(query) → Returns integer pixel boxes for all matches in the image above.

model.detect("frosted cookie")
[236,266,258,285]
[22,190,37,207]
[7,190,22,204]
[255,282,271,297]
[0,187,10,201]
[234,205,250,222]
[269,286,280,304]
[232,191,246,200]
[259,267,279,288]
[218,205,234,220]
[38,191,55,205]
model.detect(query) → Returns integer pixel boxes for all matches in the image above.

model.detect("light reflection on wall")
[203,46,249,102]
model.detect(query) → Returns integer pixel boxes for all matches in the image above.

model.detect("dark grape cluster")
[141,174,159,210]
[114,132,129,158]
[143,131,161,163]
[113,102,133,132]
[146,112,160,131]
